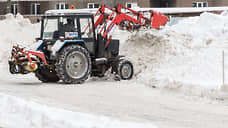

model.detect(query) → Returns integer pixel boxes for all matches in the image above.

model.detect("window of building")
[192,2,197,7]
[11,4,17,15]
[56,3,69,10]
[192,2,208,7]
[125,3,138,8]
[94,4,99,8]
[160,0,169,7]
[203,2,208,7]
[31,3,40,15]
[87,3,99,8]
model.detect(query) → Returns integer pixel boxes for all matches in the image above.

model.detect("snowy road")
[0,64,228,128]
[1,12,228,128]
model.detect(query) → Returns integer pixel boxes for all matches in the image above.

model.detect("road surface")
[0,64,228,128]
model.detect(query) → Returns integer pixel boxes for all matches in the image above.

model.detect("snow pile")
[0,13,39,63]
[0,93,157,128]
[122,12,228,96]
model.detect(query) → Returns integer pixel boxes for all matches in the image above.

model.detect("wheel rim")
[65,51,88,79]
[121,63,132,79]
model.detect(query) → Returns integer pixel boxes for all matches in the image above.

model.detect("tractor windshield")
[43,18,58,40]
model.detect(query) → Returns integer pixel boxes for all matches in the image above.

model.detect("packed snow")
[0,13,40,64]
[121,11,228,97]
[0,11,228,128]
[0,92,157,128]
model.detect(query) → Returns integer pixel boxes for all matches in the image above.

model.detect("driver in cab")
[58,18,77,39]
[63,18,76,32]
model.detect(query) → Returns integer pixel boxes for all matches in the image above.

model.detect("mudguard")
[29,40,43,51]
[51,40,85,56]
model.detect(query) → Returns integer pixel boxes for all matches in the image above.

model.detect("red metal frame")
[25,50,48,66]
[11,45,48,69]
[93,4,169,48]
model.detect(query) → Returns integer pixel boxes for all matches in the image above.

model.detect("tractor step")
[95,58,108,65]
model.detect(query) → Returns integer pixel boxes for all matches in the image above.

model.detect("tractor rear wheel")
[55,45,91,84]
[35,67,60,83]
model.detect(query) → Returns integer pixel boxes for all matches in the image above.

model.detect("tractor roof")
[45,9,96,17]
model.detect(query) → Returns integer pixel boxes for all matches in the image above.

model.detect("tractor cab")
[40,13,120,61]
[39,14,98,58]
[41,14,95,41]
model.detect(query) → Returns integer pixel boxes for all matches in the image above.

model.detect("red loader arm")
[92,4,169,48]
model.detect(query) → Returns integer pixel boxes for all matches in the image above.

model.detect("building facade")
[0,0,84,15]
[0,0,228,16]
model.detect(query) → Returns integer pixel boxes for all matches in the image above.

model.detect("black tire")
[9,61,18,74]
[116,59,134,80]
[55,45,91,84]
[35,67,60,83]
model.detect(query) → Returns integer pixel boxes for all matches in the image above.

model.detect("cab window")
[59,17,78,39]
[80,18,94,38]
[43,18,58,40]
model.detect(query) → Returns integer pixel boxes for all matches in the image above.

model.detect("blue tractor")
[9,12,134,84]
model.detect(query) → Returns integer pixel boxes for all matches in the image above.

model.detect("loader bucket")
[152,12,168,29]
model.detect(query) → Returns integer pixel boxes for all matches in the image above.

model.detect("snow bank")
[0,13,40,63]
[0,93,157,128]
[122,12,228,97]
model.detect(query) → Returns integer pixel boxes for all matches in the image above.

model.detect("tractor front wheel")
[115,59,134,80]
